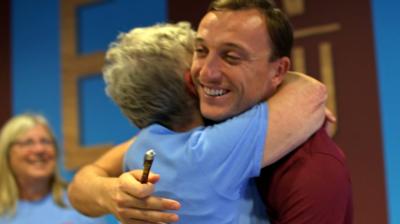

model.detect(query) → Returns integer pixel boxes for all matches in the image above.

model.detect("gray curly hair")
[103,22,198,129]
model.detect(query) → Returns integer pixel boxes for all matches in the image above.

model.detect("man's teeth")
[204,87,226,96]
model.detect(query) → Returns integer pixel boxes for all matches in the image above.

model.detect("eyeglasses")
[12,138,54,148]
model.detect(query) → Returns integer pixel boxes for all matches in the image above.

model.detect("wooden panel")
[277,0,388,223]
[60,0,110,170]
[0,0,11,126]
[168,0,211,28]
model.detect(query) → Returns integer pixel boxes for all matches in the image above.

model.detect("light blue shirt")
[0,192,107,224]
[124,103,269,223]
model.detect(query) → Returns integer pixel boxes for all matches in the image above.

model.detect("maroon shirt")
[256,128,353,224]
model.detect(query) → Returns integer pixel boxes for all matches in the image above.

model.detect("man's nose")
[199,55,223,83]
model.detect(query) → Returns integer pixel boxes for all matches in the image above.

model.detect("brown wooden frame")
[60,0,110,169]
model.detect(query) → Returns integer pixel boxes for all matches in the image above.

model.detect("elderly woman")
[0,114,106,224]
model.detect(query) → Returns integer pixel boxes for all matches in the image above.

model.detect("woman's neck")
[18,177,51,201]
[172,109,204,132]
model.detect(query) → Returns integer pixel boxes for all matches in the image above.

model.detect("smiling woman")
[0,114,106,224]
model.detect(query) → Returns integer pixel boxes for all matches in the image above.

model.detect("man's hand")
[108,170,181,224]
[324,108,337,137]
[67,139,181,224]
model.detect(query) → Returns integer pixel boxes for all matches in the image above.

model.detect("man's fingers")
[121,170,162,198]
[119,172,156,198]
[115,170,180,223]
[130,170,160,184]
[120,209,179,224]
[325,108,337,123]
[121,218,164,224]
[122,196,181,211]
[120,218,163,224]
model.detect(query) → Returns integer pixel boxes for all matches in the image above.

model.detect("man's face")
[191,9,282,121]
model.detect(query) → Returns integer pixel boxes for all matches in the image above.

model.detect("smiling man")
[191,8,288,121]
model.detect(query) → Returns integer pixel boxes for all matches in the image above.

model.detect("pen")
[140,149,156,183]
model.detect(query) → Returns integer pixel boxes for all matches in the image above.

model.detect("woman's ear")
[272,57,290,87]
[184,70,197,96]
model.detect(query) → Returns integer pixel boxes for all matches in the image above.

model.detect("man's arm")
[67,139,180,223]
[262,71,327,167]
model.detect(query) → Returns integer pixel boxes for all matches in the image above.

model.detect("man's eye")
[194,47,207,57]
[224,54,241,64]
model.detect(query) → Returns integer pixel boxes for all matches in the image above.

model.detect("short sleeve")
[187,103,268,199]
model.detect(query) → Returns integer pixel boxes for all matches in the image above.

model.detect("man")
[68,0,351,223]
[191,0,353,223]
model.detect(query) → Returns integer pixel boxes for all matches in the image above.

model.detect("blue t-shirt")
[124,103,269,223]
[0,192,107,224]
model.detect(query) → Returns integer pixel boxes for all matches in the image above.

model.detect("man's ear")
[271,57,290,87]
[184,70,197,96]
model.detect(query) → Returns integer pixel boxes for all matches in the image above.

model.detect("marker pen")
[140,149,156,184]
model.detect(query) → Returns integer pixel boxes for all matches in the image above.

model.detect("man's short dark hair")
[209,0,293,61]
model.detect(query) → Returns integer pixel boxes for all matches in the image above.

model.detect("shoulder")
[257,129,353,223]
[259,127,351,195]
[275,128,347,170]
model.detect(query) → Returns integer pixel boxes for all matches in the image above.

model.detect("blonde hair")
[103,22,198,129]
[0,114,67,216]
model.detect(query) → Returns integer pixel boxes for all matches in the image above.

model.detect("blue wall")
[12,0,62,141]
[12,0,167,145]
[11,0,167,223]
[10,0,400,223]
[371,1,400,223]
